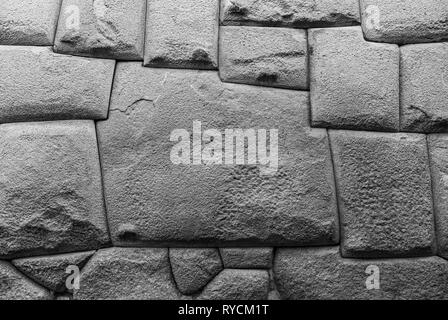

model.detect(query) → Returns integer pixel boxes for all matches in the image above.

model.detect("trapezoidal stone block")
[329,130,436,258]
[0,46,115,124]
[54,0,146,60]
[97,63,339,246]
[0,121,110,259]
[360,0,448,44]
[309,26,399,132]
[0,0,62,45]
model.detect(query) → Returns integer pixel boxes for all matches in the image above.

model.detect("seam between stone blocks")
[425,135,440,256]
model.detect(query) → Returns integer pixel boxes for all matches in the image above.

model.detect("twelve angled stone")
[220,248,273,269]
[54,0,146,60]
[13,251,95,292]
[0,121,110,259]
[0,0,61,45]
[220,0,360,28]
[309,26,399,131]
[400,43,448,133]
[330,130,435,258]
[219,26,308,90]
[274,247,448,300]
[97,64,339,246]
[144,0,219,69]
[0,46,115,123]
[361,0,448,44]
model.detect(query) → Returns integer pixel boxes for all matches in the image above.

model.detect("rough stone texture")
[310,26,399,132]
[220,0,360,28]
[74,248,184,300]
[274,247,448,300]
[361,0,448,44]
[428,135,448,259]
[220,248,273,269]
[97,64,339,246]
[219,26,308,90]
[330,130,435,258]
[12,251,95,292]
[144,0,219,69]
[170,248,223,295]
[0,261,52,300]
[54,0,146,60]
[197,269,269,300]
[0,46,115,123]
[0,121,110,259]
[0,0,61,45]
[400,43,448,133]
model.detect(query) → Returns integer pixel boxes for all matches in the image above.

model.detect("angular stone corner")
[12,251,95,293]
[400,43,448,133]
[0,121,110,259]
[0,46,115,123]
[360,0,448,44]
[274,247,448,300]
[74,248,184,300]
[219,26,308,90]
[97,64,339,246]
[220,0,360,28]
[197,269,269,300]
[144,0,219,69]
[309,26,399,132]
[220,248,273,269]
[54,0,146,60]
[170,248,223,295]
[329,130,435,258]
[0,0,61,45]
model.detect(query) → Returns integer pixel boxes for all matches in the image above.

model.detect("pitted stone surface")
[144,0,219,69]
[219,26,308,90]
[361,0,448,44]
[274,247,448,300]
[330,131,435,258]
[0,121,110,259]
[54,0,146,60]
[0,261,52,300]
[197,269,269,300]
[97,64,339,246]
[13,251,95,292]
[309,26,399,131]
[220,0,360,28]
[74,248,184,300]
[0,0,61,45]
[220,248,273,269]
[400,43,448,133]
[0,46,115,123]
[170,248,223,295]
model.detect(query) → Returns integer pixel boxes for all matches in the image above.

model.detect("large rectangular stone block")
[97,63,339,246]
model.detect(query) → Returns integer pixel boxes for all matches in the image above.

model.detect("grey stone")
[220,0,360,28]
[97,64,339,246]
[274,247,448,300]
[0,261,52,300]
[54,0,146,60]
[0,0,61,45]
[0,121,110,259]
[144,0,219,69]
[428,135,448,259]
[220,248,273,268]
[361,0,448,44]
[400,43,448,133]
[309,26,399,131]
[170,248,223,295]
[219,26,308,90]
[74,248,184,300]
[329,130,435,258]
[0,46,115,123]
[13,251,95,292]
[197,269,269,300]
